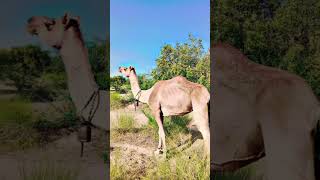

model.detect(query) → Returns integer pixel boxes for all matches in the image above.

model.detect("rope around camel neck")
[134,90,142,111]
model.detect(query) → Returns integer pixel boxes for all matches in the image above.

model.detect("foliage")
[213,0,320,96]
[1,45,53,100]
[87,40,109,90]
[110,92,134,110]
[151,35,210,89]
[138,74,155,90]
[110,75,127,92]
[0,40,108,101]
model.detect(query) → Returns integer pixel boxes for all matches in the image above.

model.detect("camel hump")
[212,43,248,64]
[172,76,188,82]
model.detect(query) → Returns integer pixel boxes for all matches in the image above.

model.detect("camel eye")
[44,20,55,31]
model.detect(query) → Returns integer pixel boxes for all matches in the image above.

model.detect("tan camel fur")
[119,66,210,156]
[26,13,108,130]
[212,43,320,180]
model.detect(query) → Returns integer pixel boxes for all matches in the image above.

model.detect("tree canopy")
[152,35,210,89]
[213,0,320,96]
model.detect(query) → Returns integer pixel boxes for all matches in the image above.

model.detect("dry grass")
[19,160,80,180]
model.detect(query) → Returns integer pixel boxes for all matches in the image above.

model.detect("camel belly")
[161,105,192,116]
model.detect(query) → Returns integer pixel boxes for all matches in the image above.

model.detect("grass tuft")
[19,161,80,180]
[118,114,135,129]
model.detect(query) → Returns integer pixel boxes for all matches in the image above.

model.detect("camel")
[26,13,108,131]
[118,66,210,156]
[211,43,320,180]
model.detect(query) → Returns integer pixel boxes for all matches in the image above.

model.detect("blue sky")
[0,0,108,48]
[111,0,210,76]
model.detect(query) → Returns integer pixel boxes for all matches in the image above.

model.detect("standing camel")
[119,66,210,156]
[26,13,108,130]
[212,43,320,180]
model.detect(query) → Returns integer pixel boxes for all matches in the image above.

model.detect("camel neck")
[128,74,152,104]
[128,74,141,98]
[59,30,98,112]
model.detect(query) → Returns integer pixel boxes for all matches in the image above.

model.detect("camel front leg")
[193,108,210,157]
[259,111,315,180]
[153,109,166,156]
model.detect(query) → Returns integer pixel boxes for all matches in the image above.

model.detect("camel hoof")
[154,149,166,159]
[154,149,163,155]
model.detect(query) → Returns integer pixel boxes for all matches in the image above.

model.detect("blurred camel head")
[119,66,136,78]
[26,13,81,49]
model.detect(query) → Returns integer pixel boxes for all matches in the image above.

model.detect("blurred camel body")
[26,14,108,130]
[212,43,319,180]
[119,66,210,156]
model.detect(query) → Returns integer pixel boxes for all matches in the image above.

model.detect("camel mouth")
[26,17,38,35]
[26,22,40,36]
[27,27,39,35]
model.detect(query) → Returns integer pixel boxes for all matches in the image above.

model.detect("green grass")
[111,98,210,179]
[0,99,33,124]
[143,153,209,180]
[0,99,78,151]
[141,106,192,148]
[118,114,135,129]
[0,99,40,150]
[19,161,80,180]
[110,92,134,110]
[110,150,132,180]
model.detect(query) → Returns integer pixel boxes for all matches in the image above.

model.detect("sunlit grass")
[118,114,135,129]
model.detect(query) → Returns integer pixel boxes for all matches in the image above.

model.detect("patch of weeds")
[0,99,32,124]
[143,152,209,180]
[19,161,80,180]
[32,105,78,144]
[110,92,134,110]
[110,150,132,179]
[118,114,135,129]
[0,99,40,151]
[110,92,123,110]
[141,107,157,130]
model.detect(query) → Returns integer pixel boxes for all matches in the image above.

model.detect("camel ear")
[129,66,135,71]
[73,16,80,25]
[62,13,70,25]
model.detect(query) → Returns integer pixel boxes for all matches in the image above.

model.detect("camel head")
[26,13,80,49]
[119,66,136,78]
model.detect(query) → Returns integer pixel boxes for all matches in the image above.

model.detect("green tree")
[151,35,210,89]
[110,75,127,92]
[87,40,109,90]
[213,0,320,96]
[138,74,154,90]
[5,45,51,92]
